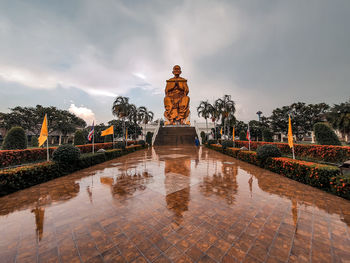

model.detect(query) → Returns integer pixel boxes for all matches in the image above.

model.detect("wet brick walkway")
[0,146,349,262]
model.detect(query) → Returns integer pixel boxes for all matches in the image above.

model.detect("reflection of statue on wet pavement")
[32,206,45,241]
[164,65,190,125]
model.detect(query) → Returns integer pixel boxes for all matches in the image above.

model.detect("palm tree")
[209,104,219,139]
[197,100,212,133]
[112,96,130,143]
[127,104,138,140]
[138,106,154,140]
[215,95,235,137]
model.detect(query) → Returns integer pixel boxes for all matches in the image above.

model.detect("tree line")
[0,97,154,147]
[197,96,350,142]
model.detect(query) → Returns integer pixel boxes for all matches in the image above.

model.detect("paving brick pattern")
[0,146,350,262]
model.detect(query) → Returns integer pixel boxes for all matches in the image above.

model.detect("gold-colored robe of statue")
[164,65,190,125]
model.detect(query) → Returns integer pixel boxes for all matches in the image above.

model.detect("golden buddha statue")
[164,65,190,125]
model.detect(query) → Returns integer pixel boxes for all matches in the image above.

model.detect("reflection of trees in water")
[199,163,238,205]
[100,171,153,199]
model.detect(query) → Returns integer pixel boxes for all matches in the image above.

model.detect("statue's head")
[172,65,181,77]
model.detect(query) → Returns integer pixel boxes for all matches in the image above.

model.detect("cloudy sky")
[0,0,349,124]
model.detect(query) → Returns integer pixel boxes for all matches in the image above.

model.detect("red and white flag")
[88,121,95,141]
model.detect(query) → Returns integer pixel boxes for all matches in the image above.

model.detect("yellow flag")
[101,125,114,136]
[125,128,128,140]
[220,128,222,135]
[232,127,235,141]
[288,115,293,148]
[38,114,48,147]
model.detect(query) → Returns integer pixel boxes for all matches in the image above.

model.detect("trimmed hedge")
[207,144,345,199]
[0,145,142,196]
[268,157,339,190]
[330,174,350,199]
[0,141,138,168]
[234,140,350,163]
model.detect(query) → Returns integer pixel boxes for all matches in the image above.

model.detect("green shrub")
[115,141,126,150]
[257,144,281,166]
[262,129,274,142]
[221,140,234,149]
[137,140,146,147]
[31,136,39,147]
[314,122,341,146]
[74,130,86,145]
[0,146,142,196]
[239,130,247,141]
[146,132,153,145]
[52,144,80,164]
[2,127,27,150]
[207,139,217,145]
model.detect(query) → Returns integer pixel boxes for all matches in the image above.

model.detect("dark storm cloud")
[0,0,349,122]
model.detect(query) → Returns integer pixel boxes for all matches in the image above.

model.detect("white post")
[46,137,49,161]
[311,131,315,144]
[92,132,95,154]
[248,123,251,151]
[292,145,295,159]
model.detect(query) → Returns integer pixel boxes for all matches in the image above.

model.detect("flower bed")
[206,144,346,199]
[0,141,138,168]
[268,157,339,190]
[0,145,142,196]
[234,140,350,163]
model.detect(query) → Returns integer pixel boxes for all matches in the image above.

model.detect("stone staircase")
[153,126,197,146]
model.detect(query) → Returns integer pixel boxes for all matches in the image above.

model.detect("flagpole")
[248,123,251,151]
[92,131,95,154]
[46,135,49,161]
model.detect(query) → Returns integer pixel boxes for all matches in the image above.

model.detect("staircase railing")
[152,121,161,146]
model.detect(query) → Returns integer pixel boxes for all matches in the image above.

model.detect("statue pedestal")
[154,126,197,146]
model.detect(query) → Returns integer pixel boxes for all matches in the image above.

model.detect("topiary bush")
[31,136,39,147]
[115,141,126,150]
[256,144,281,166]
[239,130,247,141]
[137,140,146,147]
[221,140,235,149]
[52,144,80,164]
[314,122,341,146]
[207,139,217,146]
[146,132,153,145]
[2,127,27,150]
[74,130,86,145]
[262,129,274,142]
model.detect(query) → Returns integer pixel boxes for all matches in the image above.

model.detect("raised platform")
[153,126,197,146]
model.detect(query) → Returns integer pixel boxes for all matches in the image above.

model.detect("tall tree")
[327,98,350,138]
[269,102,330,141]
[112,96,130,143]
[137,106,154,140]
[0,105,86,144]
[197,100,212,133]
[215,95,235,136]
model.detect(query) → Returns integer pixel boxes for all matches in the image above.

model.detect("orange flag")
[288,115,293,149]
[101,125,114,136]
[38,114,48,147]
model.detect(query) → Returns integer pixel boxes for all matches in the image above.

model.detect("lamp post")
[256,111,262,122]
